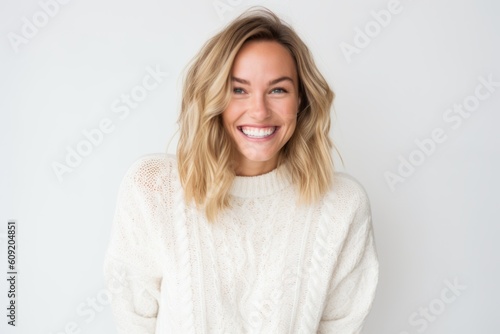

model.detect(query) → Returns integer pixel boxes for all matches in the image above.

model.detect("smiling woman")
[104,6,379,334]
[222,40,300,176]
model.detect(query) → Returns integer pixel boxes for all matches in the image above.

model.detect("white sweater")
[103,153,379,334]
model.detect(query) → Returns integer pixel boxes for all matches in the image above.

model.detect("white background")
[1,0,499,333]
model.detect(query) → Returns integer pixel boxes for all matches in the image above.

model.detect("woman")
[104,7,379,334]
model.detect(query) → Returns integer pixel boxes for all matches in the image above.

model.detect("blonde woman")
[104,7,379,334]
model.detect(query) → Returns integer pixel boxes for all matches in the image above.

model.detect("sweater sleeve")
[103,158,163,333]
[317,179,379,334]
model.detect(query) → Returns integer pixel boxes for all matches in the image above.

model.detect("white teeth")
[240,126,277,138]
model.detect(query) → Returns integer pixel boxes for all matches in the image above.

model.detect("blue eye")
[271,88,287,94]
[233,87,245,94]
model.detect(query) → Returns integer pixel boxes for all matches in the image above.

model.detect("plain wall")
[1,0,499,333]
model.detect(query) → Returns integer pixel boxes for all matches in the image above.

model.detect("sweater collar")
[229,162,293,198]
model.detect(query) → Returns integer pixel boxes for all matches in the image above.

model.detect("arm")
[103,160,163,333]
[318,183,380,334]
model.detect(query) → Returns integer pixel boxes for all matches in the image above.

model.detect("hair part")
[177,7,337,222]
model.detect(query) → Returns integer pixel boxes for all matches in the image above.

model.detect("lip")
[237,124,278,128]
[237,125,280,141]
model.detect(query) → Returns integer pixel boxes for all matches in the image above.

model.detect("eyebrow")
[231,76,295,86]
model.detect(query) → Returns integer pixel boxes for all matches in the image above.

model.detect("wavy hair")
[177,7,337,222]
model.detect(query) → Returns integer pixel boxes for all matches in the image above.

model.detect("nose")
[248,93,271,120]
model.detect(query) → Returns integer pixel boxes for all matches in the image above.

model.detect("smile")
[238,126,278,139]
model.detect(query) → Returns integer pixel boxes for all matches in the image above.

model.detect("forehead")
[231,40,297,80]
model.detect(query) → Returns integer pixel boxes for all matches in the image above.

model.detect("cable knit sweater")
[103,153,379,334]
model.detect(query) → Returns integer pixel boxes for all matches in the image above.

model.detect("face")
[222,40,300,176]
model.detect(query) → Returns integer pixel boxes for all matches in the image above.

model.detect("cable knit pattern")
[103,153,379,334]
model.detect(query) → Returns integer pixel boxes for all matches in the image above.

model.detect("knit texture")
[104,153,379,334]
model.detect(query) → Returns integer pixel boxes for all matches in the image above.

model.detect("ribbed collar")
[229,162,293,198]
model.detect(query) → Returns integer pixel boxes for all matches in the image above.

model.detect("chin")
[241,151,278,163]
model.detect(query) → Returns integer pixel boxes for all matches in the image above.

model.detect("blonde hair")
[177,7,337,222]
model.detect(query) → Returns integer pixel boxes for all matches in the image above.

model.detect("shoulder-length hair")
[177,7,337,222]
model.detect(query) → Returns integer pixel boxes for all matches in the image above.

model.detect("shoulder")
[121,153,178,193]
[324,171,371,214]
[313,172,374,238]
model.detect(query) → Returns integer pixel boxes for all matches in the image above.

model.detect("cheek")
[221,109,240,141]
[288,120,297,136]
[276,100,299,121]
[221,107,235,128]
[282,101,298,134]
